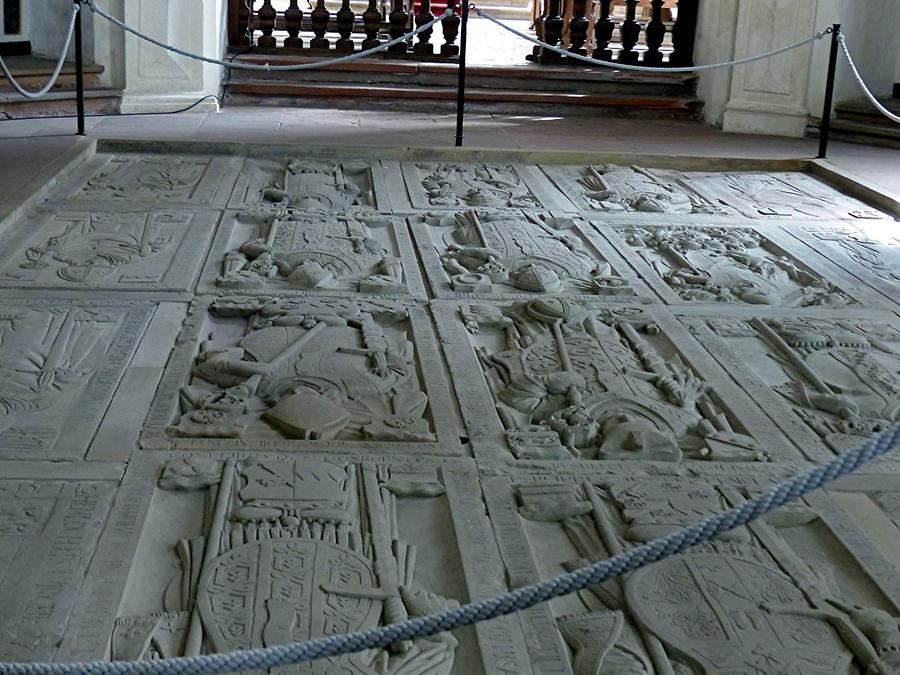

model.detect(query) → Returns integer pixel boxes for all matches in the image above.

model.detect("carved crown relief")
[406,163,544,209]
[707,317,900,453]
[112,457,463,673]
[412,209,635,297]
[618,224,855,306]
[148,297,446,450]
[489,476,900,675]
[543,164,727,214]
[458,300,763,462]
[681,171,889,220]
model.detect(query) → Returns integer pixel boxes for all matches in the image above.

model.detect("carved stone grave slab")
[409,209,644,300]
[0,477,116,661]
[0,210,220,293]
[778,220,900,308]
[434,299,788,465]
[0,299,153,460]
[199,208,425,298]
[594,221,872,307]
[390,161,572,211]
[141,296,460,454]
[69,452,530,674]
[540,164,734,215]
[44,154,242,208]
[482,469,900,675]
[228,158,389,212]
[685,310,900,461]
[680,170,891,220]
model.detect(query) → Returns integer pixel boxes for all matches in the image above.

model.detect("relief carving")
[215,209,406,294]
[461,300,763,462]
[682,171,888,220]
[76,156,211,202]
[234,159,378,209]
[493,477,900,675]
[620,224,854,306]
[708,317,900,452]
[415,210,633,297]
[410,163,542,209]
[112,458,461,673]
[165,297,438,446]
[545,164,725,214]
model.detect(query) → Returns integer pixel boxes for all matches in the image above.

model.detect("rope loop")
[838,34,900,124]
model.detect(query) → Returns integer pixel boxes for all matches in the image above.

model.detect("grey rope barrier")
[85,0,453,72]
[2,422,899,675]
[0,4,80,99]
[475,7,829,73]
[839,34,900,124]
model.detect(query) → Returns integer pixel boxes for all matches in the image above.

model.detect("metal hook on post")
[817,23,841,159]
[74,0,86,135]
[454,2,472,146]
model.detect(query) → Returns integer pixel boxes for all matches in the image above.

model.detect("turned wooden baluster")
[336,0,356,52]
[440,0,461,56]
[257,0,277,48]
[362,0,382,50]
[592,0,614,60]
[310,0,331,49]
[617,0,641,64]
[540,0,564,63]
[228,0,251,48]
[388,0,411,54]
[284,0,304,49]
[568,0,588,55]
[643,0,665,65]
[414,0,436,55]
[670,0,699,66]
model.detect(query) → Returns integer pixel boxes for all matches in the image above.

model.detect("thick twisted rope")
[85,0,452,72]
[475,8,829,73]
[839,34,900,124]
[2,422,899,675]
[0,4,79,99]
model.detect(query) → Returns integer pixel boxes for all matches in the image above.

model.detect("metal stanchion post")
[455,2,470,147]
[74,0,86,136]
[817,23,841,159]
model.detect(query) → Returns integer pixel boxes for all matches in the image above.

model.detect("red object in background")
[411,0,460,16]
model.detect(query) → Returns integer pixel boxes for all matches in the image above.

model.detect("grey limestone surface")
[3,142,900,674]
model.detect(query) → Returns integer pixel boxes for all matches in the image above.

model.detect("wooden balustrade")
[534,0,699,67]
[227,0,460,58]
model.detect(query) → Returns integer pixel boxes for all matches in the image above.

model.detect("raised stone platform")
[2,141,900,674]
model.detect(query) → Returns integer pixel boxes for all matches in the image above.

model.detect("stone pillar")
[721,0,820,137]
[118,0,225,113]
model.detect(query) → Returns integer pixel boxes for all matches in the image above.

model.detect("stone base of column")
[119,93,221,115]
[723,103,810,138]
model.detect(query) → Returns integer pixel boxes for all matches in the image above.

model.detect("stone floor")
[2,110,900,673]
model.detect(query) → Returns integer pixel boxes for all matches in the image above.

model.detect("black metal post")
[74,0,86,136]
[817,23,841,159]
[454,2,470,147]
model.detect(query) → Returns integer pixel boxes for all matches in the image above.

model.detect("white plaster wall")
[695,0,740,125]
[27,0,94,60]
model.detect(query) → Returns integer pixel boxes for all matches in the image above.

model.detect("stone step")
[225,80,701,117]
[226,55,696,97]
[826,118,900,150]
[0,58,105,93]
[0,88,122,119]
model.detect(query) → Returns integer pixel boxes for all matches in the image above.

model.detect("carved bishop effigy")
[542,164,726,214]
[680,171,889,220]
[143,296,455,453]
[485,474,900,675]
[410,209,635,297]
[447,299,763,462]
[699,316,900,454]
[111,457,477,673]
[613,224,856,306]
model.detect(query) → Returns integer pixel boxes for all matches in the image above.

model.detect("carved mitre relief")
[617,224,855,307]
[456,300,764,463]
[412,209,635,298]
[142,296,456,453]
